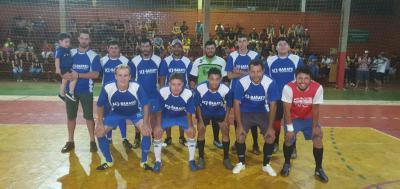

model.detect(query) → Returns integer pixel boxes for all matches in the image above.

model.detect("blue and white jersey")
[97,82,148,116]
[131,54,161,99]
[225,50,259,89]
[234,75,280,113]
[194,81,232,117]
[264,54,304,97]
[68,49,101,94]
[158,86,195,118]
[100,55,134,86]
[55,47,72,69]
[159,55,192,87]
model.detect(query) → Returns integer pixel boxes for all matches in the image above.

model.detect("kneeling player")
[152,73,198,172]
[280,66,329,182]
[194,68,233,170]
[95,64,153,171]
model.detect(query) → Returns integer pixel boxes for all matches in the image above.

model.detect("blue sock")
[141,136,151,163]
[98,136,112,162]
[106,130,112,140]
[119,120,127,139]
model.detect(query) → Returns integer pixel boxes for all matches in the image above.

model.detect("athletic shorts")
[202,115,225,126]
[61,67,72,75]
[357,71,369,81]
[104,112,143,129]
[66,93,93,120]
[161,115,188,130]
[240,112,269,135]
[375,72,385,81]
[275,100,284,120]
[284,118,321,140]
[149,98,161,113]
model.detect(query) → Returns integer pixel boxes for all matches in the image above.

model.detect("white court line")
[369,128,400,142]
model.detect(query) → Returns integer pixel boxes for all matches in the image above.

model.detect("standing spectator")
[68,19,78,37]
[12,56,23,82]
[172,22,181,38]
[180,21,189,35]
[195,21,203,42]
[2,38,15,63]
[279,24,286,37]
[215,23,225,38]
[355,51,371,91]
[30,55,42,81]
[374,52,389,91]
[345,55,354,88]
[249,28,259,41]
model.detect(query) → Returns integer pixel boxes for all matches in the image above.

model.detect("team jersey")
[190,55,227,84]
[159,55,192,87]
[194,81,232,117]
[281,80,323,119]
[225,50,260,90]
[158,86,195,118]
[100,55,134,86]
[67,49,101,94]
[234,75,280,113]
[97,82,148,116]
[55,47,72,69]
[264,54,304,97]
[131,54,161,99]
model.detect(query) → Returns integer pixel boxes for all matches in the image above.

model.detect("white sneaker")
[232,162,245,174]
[262,164,277,176]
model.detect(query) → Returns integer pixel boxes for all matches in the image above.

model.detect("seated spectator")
[30,55,42,81]
[249,28,259,41]
[172,22,181,38]
[279,24,286,37]
[180,21,189,35]
[195,21,203,42]
[182,34,191,55]
[153,36,164,57]
[41,40,53,60]
[215,23,224,38]
[11,57,23,82]
[15,40,28,60]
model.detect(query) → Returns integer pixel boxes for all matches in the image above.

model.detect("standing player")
[159,39,191,146]
[61,30,100,153]
[100,40,135,150]
[232,60,279,175]
[280,66,329,183]
[226,34,261,154]
[190,40,227,148]
[152,73,198,172]
[264,37,304,157]
[95,64,153,171]
[131,38,162,148]
[194,68,233,170]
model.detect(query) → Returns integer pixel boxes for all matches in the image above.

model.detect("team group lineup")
[54,29,328,183]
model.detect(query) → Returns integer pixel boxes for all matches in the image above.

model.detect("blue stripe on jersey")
[225,50,259,90]
[97,82,148,116]
[159,55,192,87]
[234,75,280,113]
[131,54,161,99]
[264,54,304,97]
[194,81,232,116]
[100,55,134,86]
[158,87,195,118]
[67,49,101,94]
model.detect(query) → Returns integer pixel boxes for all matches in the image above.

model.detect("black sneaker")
[179,136,187,146]
[61,141,75,153]
[65,92,76,102]
[133,138,141,149]
[58,94,65,102]
[273,143,279,153]
[280,163,291,177]
[96,162,113,171]
[140,162,153,171]
[164,137,172,146]
[291,147,297,159]
[90,141,98,152]
[123,139,133,150]
[213,140,223,149]
[251,145,261,155]
[107,139,112,145]
[315,168,329,183]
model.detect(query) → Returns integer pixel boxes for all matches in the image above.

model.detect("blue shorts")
[149,98,161,113]
[161,115,188,130]
[284,118,321,140]
[104,112,143,129]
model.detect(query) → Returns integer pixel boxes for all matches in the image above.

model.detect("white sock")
[187,138,196,161]
[154,139,162,162]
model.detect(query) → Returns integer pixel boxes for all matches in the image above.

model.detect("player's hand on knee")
[265,128,276,143]
[141,125,152,136]
[95,124,106,138]
[312,127,323,141]
[285,131,295,144]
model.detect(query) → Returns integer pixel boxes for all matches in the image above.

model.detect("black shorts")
[376,72,385,81]
[61,67,72,75]
[275,100,284,121]
[240,112,269,135]
[202,115,225,126]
